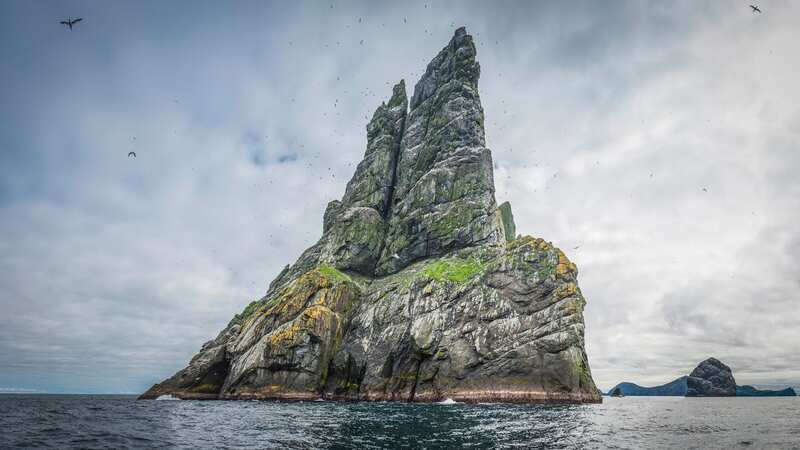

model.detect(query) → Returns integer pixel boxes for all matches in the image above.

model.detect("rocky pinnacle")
[140,27,601,404]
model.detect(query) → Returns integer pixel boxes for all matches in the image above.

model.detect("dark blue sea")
[0,395,798,449]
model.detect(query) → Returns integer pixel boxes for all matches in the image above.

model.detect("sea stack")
[686,358,737,397]
[141,27,601,404]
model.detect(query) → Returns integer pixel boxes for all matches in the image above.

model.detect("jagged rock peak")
[410,26,480,110]
[341,80,407,215]
[263,79,410,295]
[387,79,407,108]
[376,26,502,275]
[311,27,503,278]
[498,201,516,242]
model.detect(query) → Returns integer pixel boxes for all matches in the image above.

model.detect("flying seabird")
[60,17,83,30]
[128,151,136,158]
[749,5,761,13]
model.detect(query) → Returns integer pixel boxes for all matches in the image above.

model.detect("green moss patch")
[422,258,486,283]
[318,264,353,284]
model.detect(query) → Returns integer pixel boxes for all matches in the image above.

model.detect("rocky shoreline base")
[141,389,602,404]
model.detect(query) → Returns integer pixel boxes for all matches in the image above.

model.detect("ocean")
[0,395,797,449]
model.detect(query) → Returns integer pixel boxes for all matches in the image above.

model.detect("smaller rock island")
[686,357,736,396]
[607,358,797,397]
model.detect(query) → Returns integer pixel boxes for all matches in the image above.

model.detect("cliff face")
[140,27,601,404]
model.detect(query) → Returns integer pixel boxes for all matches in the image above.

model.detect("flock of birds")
[54,5,766,257]
[58,4,764,31]
[58,3,766,166]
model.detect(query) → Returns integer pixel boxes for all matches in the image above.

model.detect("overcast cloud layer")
[1,1,798,394]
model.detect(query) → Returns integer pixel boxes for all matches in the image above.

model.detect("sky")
[1,0,798,394]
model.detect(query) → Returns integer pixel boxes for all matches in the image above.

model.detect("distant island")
[735,385,797,397]
[607,358,796,397]
[608,376,689,396]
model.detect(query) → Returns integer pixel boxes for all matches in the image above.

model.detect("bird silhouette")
[60,17,83,30]
[128,151,136,158]
[749,5,761,13]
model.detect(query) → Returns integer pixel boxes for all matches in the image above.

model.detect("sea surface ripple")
[0,395,798,449]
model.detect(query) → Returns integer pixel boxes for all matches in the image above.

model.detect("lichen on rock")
[140,27,600,404]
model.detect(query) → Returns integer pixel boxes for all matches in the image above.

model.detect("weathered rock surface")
[375,27,503,276]
[498,201,516,242]
[141,28,600,404]
[686,357,737,397]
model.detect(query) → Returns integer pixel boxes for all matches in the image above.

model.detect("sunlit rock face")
[141,28,601,404]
